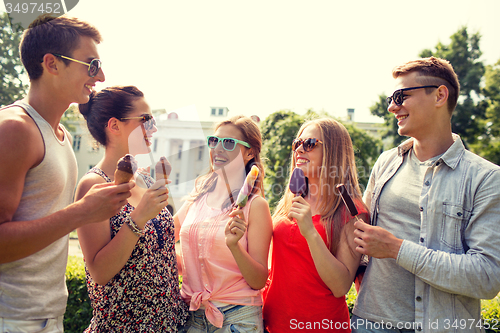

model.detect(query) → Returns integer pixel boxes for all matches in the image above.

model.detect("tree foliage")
[420,26,486,146]
[0,12,27,107]
[470,59,500,165]
[261,110,382,212]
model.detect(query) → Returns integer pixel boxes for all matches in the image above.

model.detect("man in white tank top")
[0,15,134,332]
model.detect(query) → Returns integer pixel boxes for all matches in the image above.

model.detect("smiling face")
[210,124,253,174]
[294,124,324,182]
[388,72,438,140]
[126,98,157,155]
[58,36,105,105]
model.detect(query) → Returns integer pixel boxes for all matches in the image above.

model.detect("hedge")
[65,255,500,332]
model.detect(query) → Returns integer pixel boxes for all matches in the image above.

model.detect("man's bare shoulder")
[0,105,45,168]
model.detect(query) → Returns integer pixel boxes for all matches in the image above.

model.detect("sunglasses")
[121,114,156,131]
[51,53,102,77]
[386,85,439,106]
[207,136,251,152]
[292,138,323,152]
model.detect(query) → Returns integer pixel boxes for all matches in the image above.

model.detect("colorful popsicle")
[235,165,259,208]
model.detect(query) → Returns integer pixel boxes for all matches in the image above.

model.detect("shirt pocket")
[440,202,471,253]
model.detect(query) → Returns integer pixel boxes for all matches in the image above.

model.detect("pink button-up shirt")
[179,194,261,328]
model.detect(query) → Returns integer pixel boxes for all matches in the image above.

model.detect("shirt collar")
[397,134,465,170]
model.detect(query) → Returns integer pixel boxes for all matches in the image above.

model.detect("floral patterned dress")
[83,167,188,333]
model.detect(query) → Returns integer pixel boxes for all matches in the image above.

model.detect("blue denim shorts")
[179,304,263,333]
[0,316,64,333]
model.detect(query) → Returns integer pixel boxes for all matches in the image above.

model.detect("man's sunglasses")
[292,138,323,152]
[386,85,438,106]
[51,53,102,78]
[207,136,250,152]
[121,114,156,131]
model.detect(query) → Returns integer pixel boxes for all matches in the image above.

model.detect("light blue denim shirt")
[363,134,500,333]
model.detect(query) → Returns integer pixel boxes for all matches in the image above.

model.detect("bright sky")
[3,0,500,123]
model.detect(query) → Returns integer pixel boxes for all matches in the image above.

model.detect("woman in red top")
[262,118,369,333]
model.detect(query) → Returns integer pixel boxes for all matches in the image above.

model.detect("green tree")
[261,110,382,211]
[343,122,382,193]
[0,12,27,107]
[370,26,486,148]
[260,110,305,210]
[470,59,500,165]
[420,26,486,146]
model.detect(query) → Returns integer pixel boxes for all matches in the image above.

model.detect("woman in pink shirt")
[175,115,272,332]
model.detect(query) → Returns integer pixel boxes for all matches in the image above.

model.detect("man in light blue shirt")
[351,57,500,333]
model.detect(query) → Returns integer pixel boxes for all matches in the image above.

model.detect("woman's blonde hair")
[187,115,265,209]
[273,118,364,254]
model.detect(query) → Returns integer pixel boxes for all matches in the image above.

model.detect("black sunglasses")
[386,85,439,106]
[292,138,323,152]
[207,136,251,152]
[51,53,102,77]
[120,114,156,131]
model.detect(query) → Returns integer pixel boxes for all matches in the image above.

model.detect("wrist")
[392,238,403,259]
[227,241,243,253]
[125,215,144,237]
[129,211,147,229]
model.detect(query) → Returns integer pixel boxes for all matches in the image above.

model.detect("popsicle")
[114,154,137,184]
[235,165,259,208]
[336,183,361,221]
[155,156,172,181]
[289,168,307,197]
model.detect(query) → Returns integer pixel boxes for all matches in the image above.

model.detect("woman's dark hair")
[78,86,144,146]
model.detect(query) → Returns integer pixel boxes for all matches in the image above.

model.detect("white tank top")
[0,101,77,319]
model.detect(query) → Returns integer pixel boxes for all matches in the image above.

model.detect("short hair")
[79,86,144,147]
[20,14,102,81]
[392,57,460,113]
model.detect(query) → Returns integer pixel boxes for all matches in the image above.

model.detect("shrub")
[482,296,500,333]
[64,256,92,333]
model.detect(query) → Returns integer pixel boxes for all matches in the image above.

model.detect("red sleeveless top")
[263,211,363,332]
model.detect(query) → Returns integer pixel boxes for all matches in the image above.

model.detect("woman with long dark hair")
[76,86,188,332]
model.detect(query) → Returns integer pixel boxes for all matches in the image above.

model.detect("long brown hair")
[273,118,365,254]
[187,115,265,209]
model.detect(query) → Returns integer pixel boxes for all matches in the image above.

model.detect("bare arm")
[0,112,133,264]
[289,196,368,297]
[77,177,169,285]
[225,197,272,290]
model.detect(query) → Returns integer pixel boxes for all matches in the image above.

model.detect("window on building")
[178,145,182,159]
[175,173,180,185]
[198,146,203,160]
[211,108,216,116]
[73,135,81,152]
[218,108,224,115]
